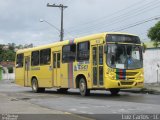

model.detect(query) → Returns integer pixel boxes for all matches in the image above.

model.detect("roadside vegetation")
[0,43,33,62]
[148,21,160,48]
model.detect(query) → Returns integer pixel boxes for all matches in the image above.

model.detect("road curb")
[121,88,160,95]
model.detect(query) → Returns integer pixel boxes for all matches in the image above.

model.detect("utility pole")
[47,3,68,41]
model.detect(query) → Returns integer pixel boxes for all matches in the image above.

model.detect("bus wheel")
[79,78,90,96]
[31,78,45,93]
[109,88,120,95]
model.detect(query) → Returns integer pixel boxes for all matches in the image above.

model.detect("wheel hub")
[80,82,85,92]
[33,81,37,90]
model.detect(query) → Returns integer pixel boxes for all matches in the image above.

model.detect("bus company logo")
[78,64,88,70]
[74,64,88,71]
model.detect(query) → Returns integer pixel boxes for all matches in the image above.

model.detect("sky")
[0,0,160,46]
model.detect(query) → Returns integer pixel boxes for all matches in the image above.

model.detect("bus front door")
[53,52,61,87]
[92,45,104,87]
[24,56,30,86]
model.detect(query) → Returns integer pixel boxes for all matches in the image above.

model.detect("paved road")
[0,80,160,120]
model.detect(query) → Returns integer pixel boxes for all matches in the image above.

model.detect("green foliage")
[0,49,15,62]
[153,41,159,48]
[0,43,33,62]
[148,21,160,47]
[143,43,147,49]
[142,43,147,52]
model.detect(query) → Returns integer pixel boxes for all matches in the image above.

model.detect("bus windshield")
[106,44,143,69]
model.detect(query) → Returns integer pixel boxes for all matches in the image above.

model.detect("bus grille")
[115,72,138,76]
[126,72,138,76]
[121,82,134,85]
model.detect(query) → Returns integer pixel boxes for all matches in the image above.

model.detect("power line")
[69,1,160,36]
[67,0,146,30]
[68,0,160,34]
[76,15,160,38]
[111,16,160,31]
[67,0,152,32]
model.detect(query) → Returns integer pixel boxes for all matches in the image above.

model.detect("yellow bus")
[15,32,144,96]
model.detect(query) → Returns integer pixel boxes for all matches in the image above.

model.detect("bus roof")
[16,32,138,54]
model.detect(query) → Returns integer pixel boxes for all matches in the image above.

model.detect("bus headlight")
[137,73,143,80]
[110,75,116,80]
[109,73,116,80]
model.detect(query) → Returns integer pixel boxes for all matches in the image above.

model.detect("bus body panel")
[32,65,52,88]
[15,32,144,92]
[104,68,144,89]
[15,67,25,86]
[15,52,30,86]
[60,63,69,88]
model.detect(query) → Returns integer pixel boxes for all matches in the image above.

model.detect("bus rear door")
[24,56,30,86]
[52,51,61,87]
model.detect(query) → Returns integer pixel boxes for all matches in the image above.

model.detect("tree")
[147,21,160,48]
[0,43,34,62]
[8,43,16,50]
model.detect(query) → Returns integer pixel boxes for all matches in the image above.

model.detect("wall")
[143,48,160,83]
[2,73,15,80]
[2,67,15,80]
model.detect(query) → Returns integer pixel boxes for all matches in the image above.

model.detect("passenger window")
[92,47,97,65]
[16,53,24,68]
[31,51,39,66]
[99,46,103,65]
[53,53,56,68]
[40,48,51,65]
[62,44,76,63]
[77,41,90,61]
[57,53,60,68]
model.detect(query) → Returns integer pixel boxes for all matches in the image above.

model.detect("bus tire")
[79,78,90,96]
[109,88,120,95]
[31,78,45,93]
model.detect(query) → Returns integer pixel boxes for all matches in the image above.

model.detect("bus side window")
[57,53,60,68]
[16,53,24,68]
[31,51,39,66]
[62,44,76,63]
[53,53,56,68]
[40,48,51,65]
[77,41,90,61]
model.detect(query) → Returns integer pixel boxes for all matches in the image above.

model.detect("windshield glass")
[106,44,143,69]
